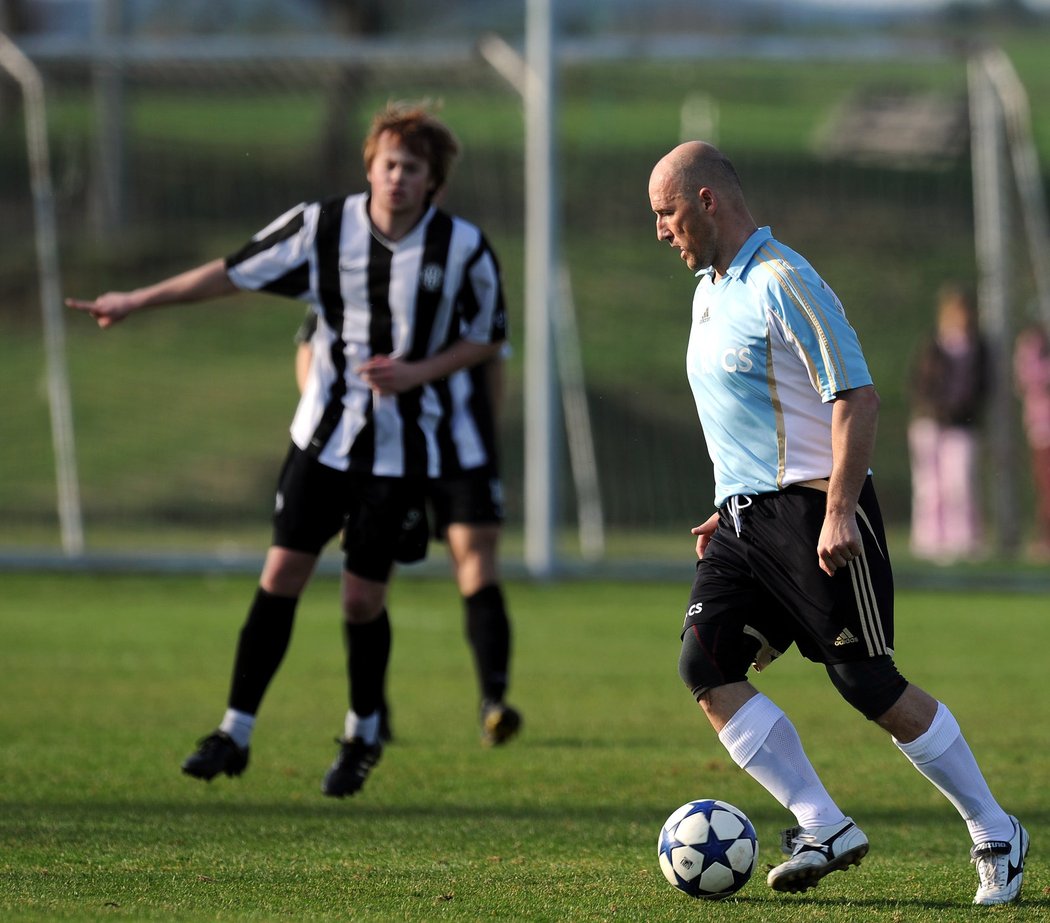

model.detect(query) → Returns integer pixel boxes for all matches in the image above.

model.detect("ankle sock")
[344,710,380,745]
[219,708,255,749]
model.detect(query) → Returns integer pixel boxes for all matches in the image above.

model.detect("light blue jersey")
[686,227,873,507]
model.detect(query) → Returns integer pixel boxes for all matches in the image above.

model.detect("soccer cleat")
[181,730,249,781]
[972,816,1029,905]
[766,817,869,893]
[480,699,522,747]
[321,737,383,798]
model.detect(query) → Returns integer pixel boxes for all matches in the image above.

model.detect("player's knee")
[259,547,316,597]
[679,625,748,702]
[340,577,386,624]
[825,656,908,720]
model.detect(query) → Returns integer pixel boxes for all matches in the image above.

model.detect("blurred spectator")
[1013,320,1050,561]
[907,282,988,563]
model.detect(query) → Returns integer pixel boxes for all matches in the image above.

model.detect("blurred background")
[2,0,1049,578]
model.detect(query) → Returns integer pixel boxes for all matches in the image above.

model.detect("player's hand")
[357,355,419,395]
[691,512,720,560]
[65,292,137,328]
[817,511,862,576]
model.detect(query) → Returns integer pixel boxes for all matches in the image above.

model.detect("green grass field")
[2,572,1046,921]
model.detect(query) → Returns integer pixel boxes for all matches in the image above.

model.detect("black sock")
[465,584,511,702]
[344,609,391,718]
[227,587,297,715]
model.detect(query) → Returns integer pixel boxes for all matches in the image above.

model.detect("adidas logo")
[697,307,711,325]
[834,627,859,647]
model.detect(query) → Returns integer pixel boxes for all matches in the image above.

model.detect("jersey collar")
[364,196,436,250]
[692,226,773,283]
[723,226,773,282]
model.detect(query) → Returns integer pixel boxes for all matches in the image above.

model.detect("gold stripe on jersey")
[762,240,849,382]
[765,293,823,394]
[757,242,852,393]
[753,252,826,391]
[765,328,788,488]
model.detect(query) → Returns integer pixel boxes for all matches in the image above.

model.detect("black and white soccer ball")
[658,799,758,899]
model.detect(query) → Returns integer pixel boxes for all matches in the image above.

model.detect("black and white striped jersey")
[225,192,507,479]
[293,309,502,480]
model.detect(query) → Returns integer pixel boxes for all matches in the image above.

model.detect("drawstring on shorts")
[726,495,753,537]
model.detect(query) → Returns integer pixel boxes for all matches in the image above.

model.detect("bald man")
[648,141,1026,905]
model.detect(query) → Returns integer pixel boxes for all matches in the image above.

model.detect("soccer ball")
[658,799,758,899]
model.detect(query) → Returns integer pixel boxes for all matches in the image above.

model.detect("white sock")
[344,710,380,744]
[718,694,845,830]
[893,701,1012,844]
[219,708,255,749]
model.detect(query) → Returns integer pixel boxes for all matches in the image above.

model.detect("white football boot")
[972,815,1029,905]
[767,817,869,893]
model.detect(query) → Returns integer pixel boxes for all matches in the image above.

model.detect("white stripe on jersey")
[444,370,487,471]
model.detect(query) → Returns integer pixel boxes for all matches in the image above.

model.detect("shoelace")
[779,826,829,857]
[780,826,802,856]
[976,858,1006,889]
[780,822,856,858]
[972,848,1009,887]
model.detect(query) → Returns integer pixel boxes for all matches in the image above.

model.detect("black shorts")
[271,444,428,582]
[426,468,505,540]
[683,477,894,670]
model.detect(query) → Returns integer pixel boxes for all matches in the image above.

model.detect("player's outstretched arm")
[65,258,237,328]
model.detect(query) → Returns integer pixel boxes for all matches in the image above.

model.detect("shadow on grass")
[746,893,1050,912]
[7,798,1049,831]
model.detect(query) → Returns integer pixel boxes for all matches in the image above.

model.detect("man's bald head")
[650,141,743,205]
[648,141,755,277]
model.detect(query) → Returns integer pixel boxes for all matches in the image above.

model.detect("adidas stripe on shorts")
[683,476,894,668]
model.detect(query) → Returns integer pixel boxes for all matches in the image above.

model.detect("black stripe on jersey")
[367,236,394,356]
[441,361,499,477]
[458,235,507,341]
[407,211,453,360]
[430,376,457,476]
[225,208,305,270]
[261,263,310,299]
[401,211,455,476]
[306,198,349,459]
[345,236,395,471]
[457,243,486,326]
[431,232,506,475]
[467,360,498,468]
